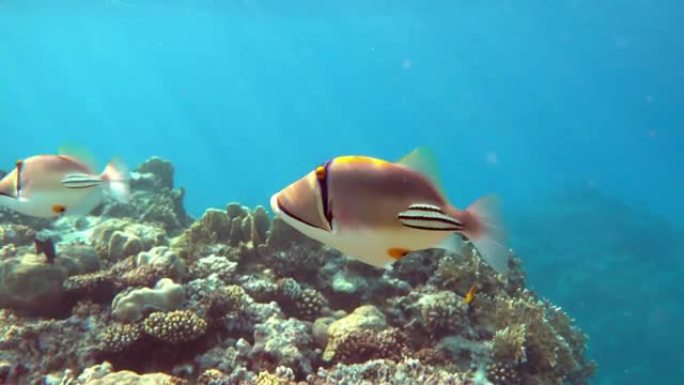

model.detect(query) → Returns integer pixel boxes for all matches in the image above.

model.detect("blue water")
[1,1,682,383]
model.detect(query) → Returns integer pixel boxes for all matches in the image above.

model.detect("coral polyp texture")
[0,157,596,385]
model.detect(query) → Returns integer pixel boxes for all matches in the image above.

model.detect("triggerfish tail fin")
[101,158,130,203]
[460,194,510,275]
[396,146,446,196]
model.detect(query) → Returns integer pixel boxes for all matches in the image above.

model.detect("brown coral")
[333,327,410,364]
[196,369,226,385]
[63,271,116,301]
[142,310,208,344]
[99,323,143,353]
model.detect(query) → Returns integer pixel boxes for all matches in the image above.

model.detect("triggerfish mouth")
[0,149,130,218]
[270,146,510,274]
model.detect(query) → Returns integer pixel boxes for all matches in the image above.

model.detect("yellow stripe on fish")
[333,155,392,169]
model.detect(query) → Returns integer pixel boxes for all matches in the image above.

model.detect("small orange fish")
[464,284,477,305]
[0,149,129,218]
[270,146,510,274]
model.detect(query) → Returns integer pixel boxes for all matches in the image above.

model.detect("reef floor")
[0,157,596,385]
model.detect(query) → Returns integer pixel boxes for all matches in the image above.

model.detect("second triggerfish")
[0,150,130,218]
[270,147,510,274]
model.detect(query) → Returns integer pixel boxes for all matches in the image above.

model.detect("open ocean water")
[0,1,682,384]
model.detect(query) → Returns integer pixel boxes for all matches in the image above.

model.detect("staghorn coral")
[142,309,208,344]
[491,324,528,364]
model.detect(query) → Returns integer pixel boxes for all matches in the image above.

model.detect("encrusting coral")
[0,156,596,385]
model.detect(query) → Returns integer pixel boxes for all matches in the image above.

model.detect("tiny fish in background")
[0,149,130,218]
[270,146,510,274]
[464,284,477,305]
[34,231,57,264]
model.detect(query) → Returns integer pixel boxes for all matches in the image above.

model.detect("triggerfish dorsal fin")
[396,146,446,196]
[58,144,99,172]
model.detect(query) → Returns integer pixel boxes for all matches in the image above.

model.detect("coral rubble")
[0,156,596,385]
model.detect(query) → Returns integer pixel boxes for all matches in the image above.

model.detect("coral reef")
[0,156,596,385]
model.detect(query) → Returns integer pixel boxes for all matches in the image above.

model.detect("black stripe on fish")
[316,160,334,230]
[61,174,102,189]
[16,160,23,198]
[276,196,329,232]
[398,210,463,231]
[408,203,444,213]
[402,223,461,231]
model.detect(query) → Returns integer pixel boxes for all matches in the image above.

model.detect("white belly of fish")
[0,188,105,218]
[284,215,452,268]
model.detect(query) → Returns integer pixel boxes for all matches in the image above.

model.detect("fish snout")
[271,172,331,231]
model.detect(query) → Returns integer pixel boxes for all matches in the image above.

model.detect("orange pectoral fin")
[387,247,411,260]
[52,204,66,214]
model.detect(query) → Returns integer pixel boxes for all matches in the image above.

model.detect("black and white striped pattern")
[61,173,102,189]
[398,204,463,231]
[407,203,443,213]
